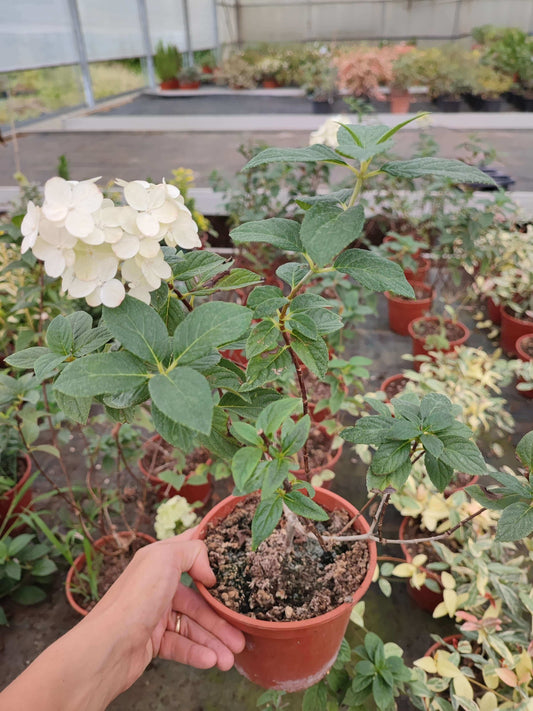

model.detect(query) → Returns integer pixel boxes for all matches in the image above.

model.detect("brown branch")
[172,285,193,312]
[281,330,310,477]
[338,490,381,534]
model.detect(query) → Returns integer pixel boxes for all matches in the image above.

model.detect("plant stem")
[172,285,193,312]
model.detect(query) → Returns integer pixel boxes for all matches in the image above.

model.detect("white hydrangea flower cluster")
[309,114,350,148]
[154,495,199,540]
[21,176,202,308]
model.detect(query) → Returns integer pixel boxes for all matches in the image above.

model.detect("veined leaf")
[243,144,349,170]
[54,352,148,398]
[381,157,497,185]
[231,218,302,252]
[335,249,414,298]
[149,367,213,434]
[300,203,365,268]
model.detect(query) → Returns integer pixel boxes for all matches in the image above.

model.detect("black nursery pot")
[311,100,333,114]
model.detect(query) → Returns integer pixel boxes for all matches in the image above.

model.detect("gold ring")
[175,613,182,635]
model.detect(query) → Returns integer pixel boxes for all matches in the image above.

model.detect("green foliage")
[153,41,182,82]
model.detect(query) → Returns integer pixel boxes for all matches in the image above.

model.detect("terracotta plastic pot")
[380,373,409,403]
[0,453,32,524]
[486,296,501,324]
[515,334,533,398]
[196,488,377,691]
[138,435,213,505]
[404,257,431,285]
[399,517,444,614]
[179,81,200,90]
[160,78,180,90]
[289,426,343,481]
[389,89,411,114]
[424,634,461,658]
[65,532,156,616]
[262,79,279,89]
[408,317,470,371]
[220,348,248,369]
[500,305,533,356]
[385,282,434,336]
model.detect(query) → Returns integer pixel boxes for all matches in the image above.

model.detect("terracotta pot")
[138,435,213,505]
[408,317,470,371]
[389,88,411,113]
[262,79,279,89]
[500,305,533,356]
[289,426,343,481]
[515,333,533,398]
[380,373,409,403]
[65,532,156,616]
[399,517,443,614]
[486,296,501,324]
[160,78,180,90]
[179,81,201,90]
[0,453,32,525]
[404,257,431,285]
[425,634,462,658]
[202,65,214,75]
[196,488,377,691]
[220,348,248,369]
[385,282,434,336]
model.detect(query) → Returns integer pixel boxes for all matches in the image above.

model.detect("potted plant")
[375,232,431,284]
[420,46,475,111]
[0,429,32,526]
[8,114,500,690]
[153,41,182,90]
[389,48,423,113]
[255,57,285,88]
[195,49,217,75]
[333,45,404,103]
[301,57,338,113]
[216,54,257,89]
[514,334,533,398]
[178,65,201,90]
[488,259,533,355]
[408,313,470,367]
[468,64,514,111]
[385,282,434,336]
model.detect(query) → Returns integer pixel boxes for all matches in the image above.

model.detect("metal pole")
[67,0,94,108]
[137,0,156,88]
[211,0,221,62]
[235,0,242,48]
[181,0,194,66]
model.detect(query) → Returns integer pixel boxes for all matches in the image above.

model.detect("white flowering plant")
[154,495,199,540]
[7,114,521,554]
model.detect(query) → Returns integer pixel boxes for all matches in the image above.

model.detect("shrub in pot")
[389,47,424,113]
[468,63,514,111]
[178,65,201,90]
[7,114,499,690]
[216,53,257,89]
[514,334,533,397]
[154,41,182,90]
[408,314,470,368]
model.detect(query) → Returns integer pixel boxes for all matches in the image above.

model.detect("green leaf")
[490,471,531,497]
[380,158,497,185]
[31,444,61,458]
[291,337,329,379]
[169,249,230,282]
[284,490,328,521]
[420,393,453,422]
[243,144,349,170]
[242,349,292,391]
[495,502,533,541]
[247,285,284,309]
[5,561,21,580]
[158,470,186,492]
[372,674,394,711]
[192,268,262,295]
[4,347,49,370]
[34,353,66,381]
[151,404,195,451]
[65,311,92,338]
[302,682,328,711]
[103,296,170,365]
[377,113,430,143]
[8,534,35,556]
[516,431,533,470]
[336,124,393,162]
[288,312,319,340]
[53,391,93,424]
[386,420,421,441]
[230,218,302,252]
[296,189,353,210]
[420,433,444,459]
[54,353,148,398]
[371,440,411,476]
[219,388,282,418]
[341,416,392,445]
[46,315,73,355]
[230,421,262,447]
[10,585,46,606]
[335,249,415,298]
[246,321,280,360]
[262,459,290,499]
[31,558,58,577]
[231,447,263,493]
[467,485,521,511]
[252,496,283,550]
[149,367,213,435]
[173,302,252,365]
[300,203,365,268]
[155,291,187,334]
[74,324,112,356]
[425,452,454,493]
[438,437,487,476]
[0,606,7,626]
[256,397,301,438]
[281,415,311,456]
[276,262,309,289]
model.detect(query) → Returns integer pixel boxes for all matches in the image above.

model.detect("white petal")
[124,182,149,211]
[103,226,124,244]
[66,276,100,298]
[150,257,172,280]
[21,202,40,240]
[44,253,66,278]
[165,184,180,199]
[121,258,143,283]
[112,234,140,260]
[85,288,103,307]
[65,209,95,238]
[44,177,72,207]
[81,227,105,245]
[128,284,152,304]
[100,279,126,307]
[138,238,162,259]
[42,202,68,223]
[99,205,123,228]
[136,212,160,237]
[140,261,162,289]
[152,200,179,224]
[72,180,103,213]
[21,233,36,253]
[39,219,76,248]
[147,184,166,210]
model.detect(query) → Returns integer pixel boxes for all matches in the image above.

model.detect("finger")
[173,584,245,654]
[165,613,236,671]
[158,539,216,587]
[158,630,219,670]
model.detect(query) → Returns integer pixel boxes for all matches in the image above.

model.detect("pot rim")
[2,452,32,495]
[516,333,533,361]
[196,488,377,632]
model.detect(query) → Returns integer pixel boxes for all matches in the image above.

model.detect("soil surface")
[413,319,465,342]
[204,494,370,622]
[303,371,331,404]
[141,439,210,479]
[295,426,337,473]
[503,304,533,324]
[384,376,409,401]
[71,536,149,613]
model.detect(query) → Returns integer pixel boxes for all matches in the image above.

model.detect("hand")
[89,528,245,690]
